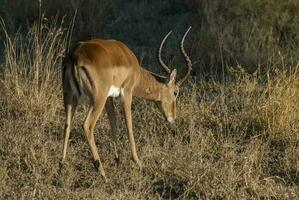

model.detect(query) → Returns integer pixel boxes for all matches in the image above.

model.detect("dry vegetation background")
[0,0,299,199]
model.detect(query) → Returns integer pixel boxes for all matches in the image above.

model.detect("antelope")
[62,27,192,180]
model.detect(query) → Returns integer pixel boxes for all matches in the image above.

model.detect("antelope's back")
[73,39,139,71]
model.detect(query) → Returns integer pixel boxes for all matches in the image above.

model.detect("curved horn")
[158,30,172,74]
[177,26,192,86]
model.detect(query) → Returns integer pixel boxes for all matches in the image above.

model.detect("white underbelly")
[108,85,124,97]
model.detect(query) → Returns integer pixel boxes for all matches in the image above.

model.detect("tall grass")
[0,17,67,120]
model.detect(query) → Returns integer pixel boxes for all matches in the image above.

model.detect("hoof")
[171,127,178,136]
[59,160,66,170]
[140,167,148,176]
[132,155,143,169]
[136,160,143,169]
[114,156,120,166]
[58,160,67,175]
[93,160,100,171]
[93,160,107,182]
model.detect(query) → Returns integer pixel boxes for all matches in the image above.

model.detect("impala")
[62,27,192,180]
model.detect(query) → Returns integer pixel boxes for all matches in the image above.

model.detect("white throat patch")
[108,85,124,97]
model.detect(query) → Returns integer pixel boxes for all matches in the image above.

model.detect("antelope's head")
[155,27,192,126]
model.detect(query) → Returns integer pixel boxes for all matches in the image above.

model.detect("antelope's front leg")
[105,97,120,163]
[122,90,142,168]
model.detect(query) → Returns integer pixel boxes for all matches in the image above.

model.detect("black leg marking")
[93,160,100,171]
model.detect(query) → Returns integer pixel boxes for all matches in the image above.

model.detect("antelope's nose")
[167,117,175,124]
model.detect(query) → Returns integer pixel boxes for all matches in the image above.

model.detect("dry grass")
[0,18,299,200]
[190,0,299,75]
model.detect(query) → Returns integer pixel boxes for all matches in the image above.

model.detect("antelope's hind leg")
[62,102,78,162]
[83,93,108,181]
[62,67,78,162]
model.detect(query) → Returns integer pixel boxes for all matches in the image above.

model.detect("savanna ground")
[0,0,299,199]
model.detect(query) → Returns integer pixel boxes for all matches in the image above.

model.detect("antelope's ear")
[168,69,177,85]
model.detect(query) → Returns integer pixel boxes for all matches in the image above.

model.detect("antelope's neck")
[133,67,165,101]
